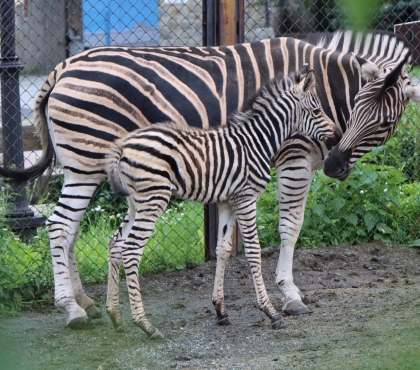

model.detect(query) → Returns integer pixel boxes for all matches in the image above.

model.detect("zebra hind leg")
[121,192,170,339]
[106,209,134,333]
[212,202,236,325]
[46,175,104,329]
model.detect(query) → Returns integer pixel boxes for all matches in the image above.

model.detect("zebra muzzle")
[323,147,352,181]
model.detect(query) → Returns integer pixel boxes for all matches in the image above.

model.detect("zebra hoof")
[216,315,230,326]
[108,312,126,332]
[115,324,129,333]
[85,304,102,319]
[271,316,287,329]
[147,327,164,340]
[283,300,312,315]
[67,315,93,330]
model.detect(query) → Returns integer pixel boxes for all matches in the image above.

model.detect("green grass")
[74,201,205,281]
[409,65,420,78]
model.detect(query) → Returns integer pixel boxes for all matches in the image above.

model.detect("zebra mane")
[230,72,302,125]
[317,30,413,68]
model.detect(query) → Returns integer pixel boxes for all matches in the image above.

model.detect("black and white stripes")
[104,71,337,337]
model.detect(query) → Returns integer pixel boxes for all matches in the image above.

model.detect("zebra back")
[107,71,336,204]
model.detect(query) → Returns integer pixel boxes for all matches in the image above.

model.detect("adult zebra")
[0,30,418,329]
[105,70,337,337]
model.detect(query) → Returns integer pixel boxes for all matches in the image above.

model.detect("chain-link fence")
[1,0,420,305]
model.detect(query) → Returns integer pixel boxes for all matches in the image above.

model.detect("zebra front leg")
[232,199,286,329]
[274,137,326,314]
[212,202,236,325]
[47,176,104,328]
[121,193,170,339]
[106,207,135,332]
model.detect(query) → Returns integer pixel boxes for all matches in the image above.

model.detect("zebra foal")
[105,70,337,338]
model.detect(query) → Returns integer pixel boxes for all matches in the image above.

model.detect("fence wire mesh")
[0,0,420,305]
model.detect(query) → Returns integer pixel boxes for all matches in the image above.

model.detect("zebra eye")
[312,108,322,115]
[380,121,395,128]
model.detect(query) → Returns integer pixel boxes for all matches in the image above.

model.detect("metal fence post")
[0,0,46,239]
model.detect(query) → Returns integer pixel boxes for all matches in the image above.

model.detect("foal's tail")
[106,140,130,197]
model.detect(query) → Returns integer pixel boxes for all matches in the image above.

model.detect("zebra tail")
[106,141,130,197]
[0,71,56,184]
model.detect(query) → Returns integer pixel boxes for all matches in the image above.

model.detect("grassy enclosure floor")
[0,242,419,370]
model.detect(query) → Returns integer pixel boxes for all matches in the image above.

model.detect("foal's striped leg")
[212,202,236,325]
[122,191,171,339]
[231,198,285,328]
[106,206,135,332]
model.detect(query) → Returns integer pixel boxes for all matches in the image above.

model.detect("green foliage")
[257,168,280,248]
[339,0,385,30]
[81,181,128,232]
[300,162,409,246]
[371,104,420,182]
[74,200,205,281]
[1,172,205,311]
[0,188,53,312]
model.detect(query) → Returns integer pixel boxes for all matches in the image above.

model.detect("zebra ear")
[352,54,385,81]
[296,69,315,96]
[302,69,316,91]
[376,52,411,99]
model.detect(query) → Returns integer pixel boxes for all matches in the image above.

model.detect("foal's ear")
[296,69,315,96]
[302,69,316,92]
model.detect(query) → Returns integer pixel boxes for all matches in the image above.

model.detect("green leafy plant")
[0,187,53,312]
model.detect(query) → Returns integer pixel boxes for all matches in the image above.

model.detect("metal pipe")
[1,0,46,239]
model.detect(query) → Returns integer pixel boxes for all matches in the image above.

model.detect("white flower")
[384,188,388,193]
[360,190,364,194]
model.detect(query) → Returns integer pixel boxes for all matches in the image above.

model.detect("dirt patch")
[1,242,420,369]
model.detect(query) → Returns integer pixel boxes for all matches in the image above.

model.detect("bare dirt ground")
[1,242,420,370]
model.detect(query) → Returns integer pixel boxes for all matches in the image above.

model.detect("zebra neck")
[227,112,292,163]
